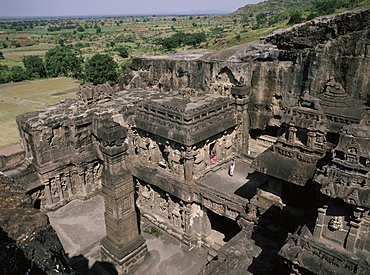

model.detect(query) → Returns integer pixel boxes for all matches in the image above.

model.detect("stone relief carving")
[328,216,343,231]
[42,161,102,208]
[136,181,194,234]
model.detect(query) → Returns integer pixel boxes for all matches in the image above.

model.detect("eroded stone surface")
[0,174,73,274]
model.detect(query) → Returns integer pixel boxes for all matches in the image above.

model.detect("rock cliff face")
[120,6,370,130]
[0,174,74,274]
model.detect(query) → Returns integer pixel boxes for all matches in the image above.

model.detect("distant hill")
[230,0,316,16]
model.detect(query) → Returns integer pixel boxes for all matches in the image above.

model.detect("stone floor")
[47,195,208,275]
[200,158,269,201]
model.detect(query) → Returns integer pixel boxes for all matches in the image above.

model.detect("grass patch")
[0,77,79,106]
[0,77,79,149]
[1,43,56,53]
[0,102,38,149]
[144,226,162,238]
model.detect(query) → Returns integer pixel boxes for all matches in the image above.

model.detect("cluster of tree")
[249,0,363,29]
[0,47,119,85]
[115,46,131,58]
[155,32,207,50]
[312,0,361,16]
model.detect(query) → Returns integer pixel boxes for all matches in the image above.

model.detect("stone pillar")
[307,130,316,149]
[313,205,327,238]
[231,85,250,156]
[77,166,87,196]
[56,174,64,201]
[288,125,297,144]
[98,121,148,274]
[184,145,194,182]
[65,171,73,198]
[345,208,362,252]
[44,180,53,207]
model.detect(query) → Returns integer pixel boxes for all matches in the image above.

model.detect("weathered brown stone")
[0,174,74,274]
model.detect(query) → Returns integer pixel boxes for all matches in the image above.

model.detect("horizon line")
[0,11,232,20]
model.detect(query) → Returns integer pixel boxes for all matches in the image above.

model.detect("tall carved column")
[231,84,250,156]
[313,205,327,238]
[98,121,148,274]
[44,180,53,207]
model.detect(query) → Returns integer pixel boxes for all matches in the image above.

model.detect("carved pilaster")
[44,181,53,206]
[77,166,87,196]
[313,205,327,238]
[231,84,250,156]
[184,145,194,183]
[65,171,73,198]
[56,174,63,201]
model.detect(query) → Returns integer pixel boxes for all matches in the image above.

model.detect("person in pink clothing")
[210,152,216,164]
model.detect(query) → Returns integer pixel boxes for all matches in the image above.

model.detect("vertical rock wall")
[120,6,370,130]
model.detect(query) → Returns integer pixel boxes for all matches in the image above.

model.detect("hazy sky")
[1,0,262,18]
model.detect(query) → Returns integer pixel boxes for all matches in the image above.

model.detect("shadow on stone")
[247,204,316,274]
[68,254,118,275]
[0,228,47,275]
[234,171,268,200]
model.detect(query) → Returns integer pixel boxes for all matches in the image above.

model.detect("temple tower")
[98,121,148,274]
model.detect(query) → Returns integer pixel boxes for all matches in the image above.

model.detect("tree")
[0,51,4,59]
[256,13,267,25]
[96,27,101,34]
[84,54,118,85]
[22,55,46,79]
[9,66,27,82]
[288,11,303,25]
[76,26,85,32]
[45,46,83,78]
[0,64,10,84]
[116,46,130,58]
[313,0,346,15]
[58,39,65,47]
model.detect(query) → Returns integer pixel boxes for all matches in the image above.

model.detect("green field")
[0,77,79,149]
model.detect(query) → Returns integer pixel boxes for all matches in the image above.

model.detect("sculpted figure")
[172,202,182,228]
[193,146,206,178]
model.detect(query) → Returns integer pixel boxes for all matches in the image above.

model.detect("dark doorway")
[207,209,241,242]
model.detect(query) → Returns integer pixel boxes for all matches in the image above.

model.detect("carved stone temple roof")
[134,94,237,146]
[316,79,369,132]
[252,79,370,187]
[315,124,370,208]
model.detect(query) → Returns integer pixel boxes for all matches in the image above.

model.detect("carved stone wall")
[131,128,235,181]
[135,179,212,246]
[38,161,102,209]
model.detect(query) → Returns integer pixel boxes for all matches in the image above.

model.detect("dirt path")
[51,87,79,96]
[0,81,35,90]
[0,96,44,108]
